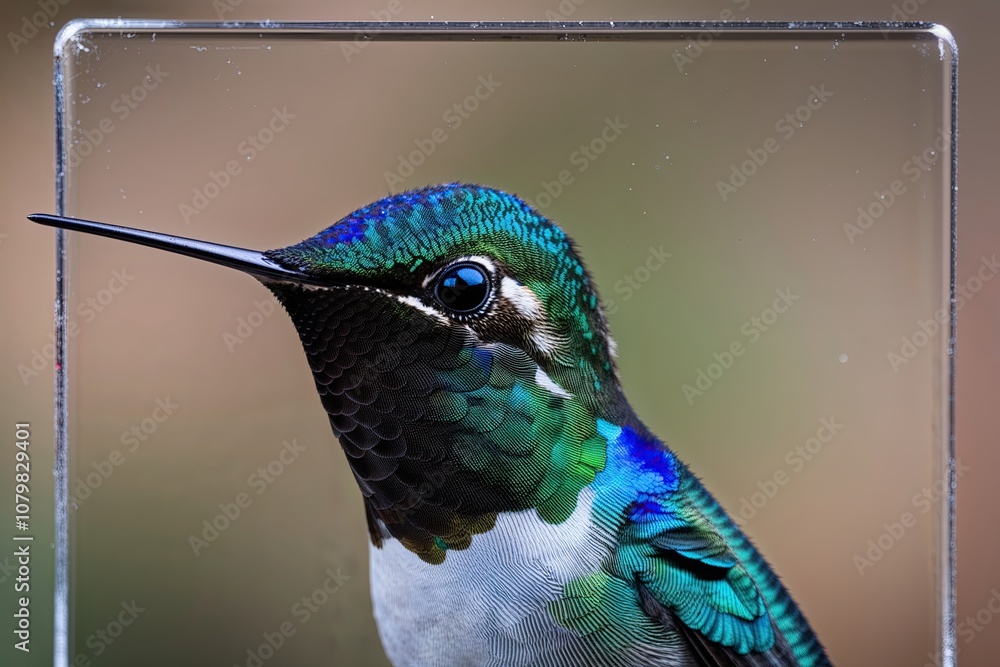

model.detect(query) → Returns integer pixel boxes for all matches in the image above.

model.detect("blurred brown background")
[0,3,994,667]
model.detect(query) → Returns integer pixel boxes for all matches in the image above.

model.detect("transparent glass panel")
[54,21,955,667]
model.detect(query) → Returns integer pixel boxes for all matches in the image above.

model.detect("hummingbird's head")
[264,183,619,400]
[29,184,625,562]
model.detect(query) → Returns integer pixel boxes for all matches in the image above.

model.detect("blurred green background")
[0,3,995,667]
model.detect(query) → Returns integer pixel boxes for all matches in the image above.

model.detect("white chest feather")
[369,489,617,667]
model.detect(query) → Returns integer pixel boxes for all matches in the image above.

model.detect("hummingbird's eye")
[434,262,492,315]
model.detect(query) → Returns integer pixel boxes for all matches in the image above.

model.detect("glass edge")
[51,20,960,667]
[941,30,959,667]
[52,18,955,53]
[53,25,68,667]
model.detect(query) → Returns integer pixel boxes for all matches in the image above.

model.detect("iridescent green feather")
[423,341,607,560]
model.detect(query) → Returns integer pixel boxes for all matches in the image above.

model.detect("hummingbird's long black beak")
[28,213,328,287]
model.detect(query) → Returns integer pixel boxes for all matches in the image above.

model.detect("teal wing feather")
[565,422,832,666]
[630,473,809,666]
[655,469,831,666]
[613,479,779,658]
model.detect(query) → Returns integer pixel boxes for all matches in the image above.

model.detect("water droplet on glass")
[838,354,849,364]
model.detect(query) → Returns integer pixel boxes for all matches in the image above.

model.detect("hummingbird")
[31,183,830,667]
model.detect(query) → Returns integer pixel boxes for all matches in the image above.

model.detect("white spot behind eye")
[531,328,566,358]
[497,276,571,364]
[501,276,543,320]
[535,367,573,399]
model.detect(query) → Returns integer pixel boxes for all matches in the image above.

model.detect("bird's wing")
[626,506,777,654]
[622,469,803,666]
